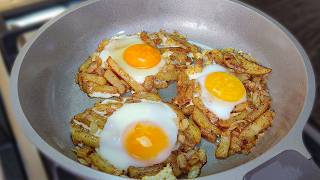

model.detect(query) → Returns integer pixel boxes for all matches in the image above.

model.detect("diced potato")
[192,107,221,143]
[89,153,123,175]
[78,73,107,85]
[107,57,145,92]
[128,164,165,179]
[224,52,271,75]
[132,92,161,101]
[71,130,99,148]
[240,110,274,141]
[104,69,126,94]
[215,131,231,159]
[92,84,118,94]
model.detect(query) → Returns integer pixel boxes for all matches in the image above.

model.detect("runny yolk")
[205,72,246,102]
[123,122,168,160]
[123,44,161,69]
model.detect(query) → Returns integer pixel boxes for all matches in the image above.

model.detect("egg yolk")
[123,122,169,160]
[123,44,161,69]
[205,72,246,102]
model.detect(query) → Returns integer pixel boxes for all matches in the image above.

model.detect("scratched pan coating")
[10,0,315,179]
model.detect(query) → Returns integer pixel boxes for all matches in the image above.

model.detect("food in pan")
[177,48,274,158]
[76,30,200,98]
[72,30,274,178]
[71,94,206,179]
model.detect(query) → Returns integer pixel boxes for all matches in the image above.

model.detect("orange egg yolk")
[123,44,161,69]
[123,122,169,160]
[205,72,246,102]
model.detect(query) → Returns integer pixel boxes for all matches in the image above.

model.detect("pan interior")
[17,0,307,177]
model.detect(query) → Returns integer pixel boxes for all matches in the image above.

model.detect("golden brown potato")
[192,97,218,123]
[74,109,92,126]
[182,105,195,116]
[174,72,194,106]
[240,110,274,141]
[143,75,155,92]
[103,69,126,94]
[233,102,249,112]
[107,57,145,92]
[192,107,221,143]
[79,58,93,72]
[155,64,178,81]
[228,132,242,156]
[128,164,165,179]
[154,79,168,89]
[93,102,123,115]
[132,92,161,101]
[217,110,249,128]
[205,49,224,65]
[246,100,270,122]
[92,84,119,94]
[89,153,124,175]
[96,38,109,52]
[78,73,107,85]
[71,130,99,148]
[215,131,231,159]
[180,119,201,151]
[224,52,271,75]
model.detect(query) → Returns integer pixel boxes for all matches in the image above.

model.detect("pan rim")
[9,0,316,179]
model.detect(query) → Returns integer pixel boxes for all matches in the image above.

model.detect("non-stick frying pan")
[10,0,316,179]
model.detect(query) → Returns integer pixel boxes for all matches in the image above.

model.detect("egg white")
[97,100,178,170]
[191,64,247,120]
[99,34,166,84]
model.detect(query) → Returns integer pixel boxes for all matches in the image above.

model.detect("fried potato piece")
[128,164,165,179]
[192,107,221,143]
[179,119,201,151]
[205,49,224,65]
[93,102,123,115]
[217,110,249,128]
[182,105,195,116]
[224,52,271,75]
[174,72,194,106]
[174,148,207,177]
[87,58,102,74]
[246,99,270,122]
[215,131,231,159]
[155,64,178,81]
[154,79,168,89]
[228,132,242,156]
[92,84,119,94]
[71,130,99,148]
[240,110,274,141]
[89,153,124,175]
[132,92,161,101]
[73,146,93,159]
[143,75,155,92]
[79,58,93,72]
[140,31,158,47]
[96,38,109,52]
[74,109,92,126]
[192,97,218,122]
[106,57,145,92]
[103,69,126,94]
[78,73,107,85]
[233,102,249,112]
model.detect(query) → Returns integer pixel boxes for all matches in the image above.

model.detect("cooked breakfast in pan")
[71,30,274,179]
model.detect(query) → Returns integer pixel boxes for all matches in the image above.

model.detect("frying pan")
[9,0,316,179]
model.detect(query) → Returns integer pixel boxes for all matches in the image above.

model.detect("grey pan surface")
[9,0,315,179]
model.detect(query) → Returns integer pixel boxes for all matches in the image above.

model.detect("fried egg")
[99,34,166,84]
[97,100,178,170]
[191,64,247,120]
